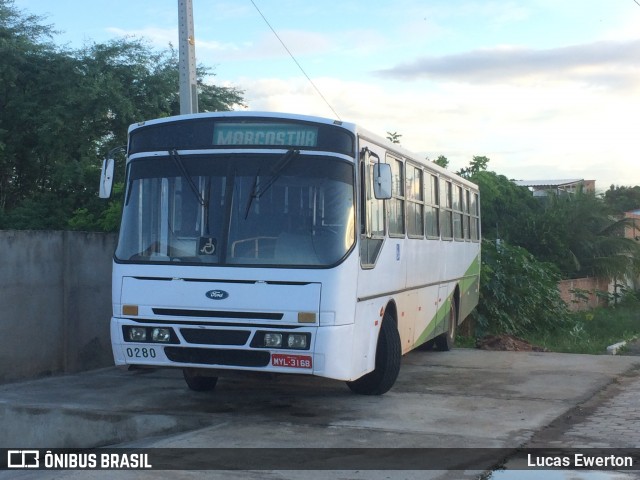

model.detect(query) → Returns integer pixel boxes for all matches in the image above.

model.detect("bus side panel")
[313,324,357,380]
[315,254,373,381]
[404,227,446,348]
[351,298,388,379]
[356,238,407,324]
[439,241,480,326]
[314,308,383,382]
[411,285,444,347]
[458,252,481,322]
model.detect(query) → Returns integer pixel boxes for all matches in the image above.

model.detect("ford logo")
[205,289,229,300]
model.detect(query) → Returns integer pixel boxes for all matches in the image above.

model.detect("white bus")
[100,111,480,395]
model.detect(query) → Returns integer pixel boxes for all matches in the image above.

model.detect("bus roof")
[128,111,477,190]
[128,111,357,134]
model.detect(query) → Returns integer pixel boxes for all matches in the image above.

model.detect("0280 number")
[126,347,157,359]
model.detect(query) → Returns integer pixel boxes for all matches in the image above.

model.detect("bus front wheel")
[346,313,401,395]
[183,368,218,392]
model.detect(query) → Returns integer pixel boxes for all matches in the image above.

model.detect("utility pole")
[178,0,198,114]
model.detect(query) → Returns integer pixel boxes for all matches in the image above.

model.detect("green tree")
[604,185,640,215]
[473,239,569,335]
[432,155,448,169]
[0,0,245,231]
[533,191,640,280]
[468,168,640,338]
[0,0,62,214]
[471,168,640,281]
[458,155,489,178]
[386,132,402,144]
[469,170,541,244]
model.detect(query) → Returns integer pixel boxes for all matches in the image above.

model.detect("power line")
[249,0,342,120]
[634,0,640,7]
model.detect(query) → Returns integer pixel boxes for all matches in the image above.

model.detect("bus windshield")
[115,152,356,267]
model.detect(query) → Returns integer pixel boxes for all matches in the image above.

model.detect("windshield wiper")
[170,149,206,207]
[244,149,299,219]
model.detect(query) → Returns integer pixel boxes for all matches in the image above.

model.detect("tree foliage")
[469,170,541,245]
[456,155,640,336]
[460,159,640,281]
[457,155,489,178]
[604,185,640,215]
[432,155,449,169]
[528,191,640,279]
[386,132,402,144]
[473,239,569,335]
[0,0,245,230]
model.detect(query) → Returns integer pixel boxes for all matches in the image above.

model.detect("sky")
[13,0,640,190]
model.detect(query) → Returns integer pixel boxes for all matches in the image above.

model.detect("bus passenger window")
[464,190,471,240]
[389,157,405,236]
[425,174,439,238]
[453,185,464,240]
[440,180,453,239]
[406,165,424,237]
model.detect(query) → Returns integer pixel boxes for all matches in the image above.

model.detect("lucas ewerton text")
[528,453,634,468]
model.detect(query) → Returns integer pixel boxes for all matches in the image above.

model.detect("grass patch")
[456,301,640,354]
[454,334,477,349]
[521,303,640,354]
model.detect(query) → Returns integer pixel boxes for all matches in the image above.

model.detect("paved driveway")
[1,348,638,479]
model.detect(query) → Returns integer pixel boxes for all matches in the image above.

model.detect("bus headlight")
[123,326,178,344]
[152,327,172,343]
[251,331,311,350]
[127,327,147,342]
[287,334,308,349]
[264,333,283,348]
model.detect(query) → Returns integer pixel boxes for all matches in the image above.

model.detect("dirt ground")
[622,337,640,355]
[476,334,640,356]
[475,334,547,352]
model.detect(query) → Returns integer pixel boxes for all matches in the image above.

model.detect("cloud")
[238,30,332,59]
[376,39,640,89]
[106,26,242,53]
[234,73,640,188]
[106,27,175,48]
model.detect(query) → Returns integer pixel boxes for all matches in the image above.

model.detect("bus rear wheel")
[435,300,457,351]
[346,313,401,395]
[183,368,218,392]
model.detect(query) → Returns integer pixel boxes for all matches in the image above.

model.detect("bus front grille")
[153,308,283,320]
[164,346,270,367]
[180,328,250,346]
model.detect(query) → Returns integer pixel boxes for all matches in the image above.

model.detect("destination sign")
[213,123,319,148]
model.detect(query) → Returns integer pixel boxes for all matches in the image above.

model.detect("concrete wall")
[0,231,117,383]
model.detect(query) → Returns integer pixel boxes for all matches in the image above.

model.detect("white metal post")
[178,0,198,115]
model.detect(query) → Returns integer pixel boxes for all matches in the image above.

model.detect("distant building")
[514,179,596,197]
[624,209,640,242]
[622,209,640,293]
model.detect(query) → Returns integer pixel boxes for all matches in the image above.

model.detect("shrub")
[473,239,570,335]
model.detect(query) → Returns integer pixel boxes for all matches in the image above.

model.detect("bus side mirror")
[99,158,115,199]
[373,163,392,200]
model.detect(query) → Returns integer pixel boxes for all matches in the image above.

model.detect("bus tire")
[435,300,457,351]
[346,313,401,395]
[183,368,218,392]
[417,338,435,350]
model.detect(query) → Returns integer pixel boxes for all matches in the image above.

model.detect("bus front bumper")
[110,317,360,381]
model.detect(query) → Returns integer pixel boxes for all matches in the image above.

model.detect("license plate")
[271,354,312,369]
[125,346,158,359]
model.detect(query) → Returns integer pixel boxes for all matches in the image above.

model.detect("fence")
[0,230,117,383]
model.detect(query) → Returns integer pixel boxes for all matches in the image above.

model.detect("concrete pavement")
[529,365,640,448]
[493,364,640,479]
[1,348,639,479]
